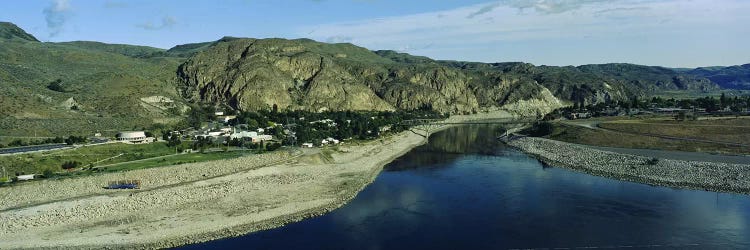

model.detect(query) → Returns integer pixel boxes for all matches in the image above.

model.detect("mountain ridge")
[0,21,746,135]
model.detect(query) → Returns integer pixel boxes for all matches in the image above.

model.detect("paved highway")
[0,144,72,155]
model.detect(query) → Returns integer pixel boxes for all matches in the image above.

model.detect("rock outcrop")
[177,39,567,116]
[177,38,720,117]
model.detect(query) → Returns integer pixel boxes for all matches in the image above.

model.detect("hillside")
[176,38,720,116]
[53,41,166,58]
[0,21,745,137]
[176,38,567,116]
[0,22,38,42]
[686,64,750,90]
[0,23,187,136]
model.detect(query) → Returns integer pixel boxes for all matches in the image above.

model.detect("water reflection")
[181,125,750,250]
[388,125,513,171]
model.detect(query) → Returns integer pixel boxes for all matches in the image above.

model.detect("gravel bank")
[0,131,427,249]
[0,150,296,211]
[508,136,750,194]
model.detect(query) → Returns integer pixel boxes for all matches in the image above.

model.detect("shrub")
[645,157,659,165]
[61,161,80,170]
[46,79,65,92]
[42,169,54,178]
[524,121,554,137]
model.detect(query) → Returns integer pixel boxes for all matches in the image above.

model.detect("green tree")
[46,79,65,92]
[61,161,80,170]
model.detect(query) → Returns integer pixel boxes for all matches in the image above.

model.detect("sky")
[1,0,749,67]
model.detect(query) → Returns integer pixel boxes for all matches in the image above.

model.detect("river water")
[181,125,750,250]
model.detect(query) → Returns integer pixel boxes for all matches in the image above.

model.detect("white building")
[251,135,272,143]
[217,115,236,123]
[17,174,35,181]
[230,131,258,140]
[116,131,154,144]
[301,143,314,148]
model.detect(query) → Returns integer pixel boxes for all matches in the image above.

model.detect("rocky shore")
[508,136,750,195]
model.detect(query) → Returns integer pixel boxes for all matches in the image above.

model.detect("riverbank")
[0,110,518,249]
[0,130,428,249]
[508,136,750,195]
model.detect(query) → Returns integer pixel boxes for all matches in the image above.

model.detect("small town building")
[116,131,154,144]
[230,131,258,140]
[17,174,35,181]
[217,115,237,123]
[251,135,273,143]
[301,143,314,148]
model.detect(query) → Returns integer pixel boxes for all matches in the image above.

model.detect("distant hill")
[686,64,750,90]
[0,22,38,42]
[53,41,166,58]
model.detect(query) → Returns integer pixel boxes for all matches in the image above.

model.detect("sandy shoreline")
[508,136,750,195]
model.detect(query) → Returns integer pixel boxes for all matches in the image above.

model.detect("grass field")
[547,117,750,155]
[599,117,750,146]
[0,141,187,176]
[99,151,249,173]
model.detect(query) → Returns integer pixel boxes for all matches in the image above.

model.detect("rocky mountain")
[176,38,720,116]
[176,38,572,116]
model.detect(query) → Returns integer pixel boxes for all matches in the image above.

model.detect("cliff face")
[177,38,720,116]
[177,38,563,115]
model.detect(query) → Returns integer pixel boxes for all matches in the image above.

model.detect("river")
[180,125,750,249]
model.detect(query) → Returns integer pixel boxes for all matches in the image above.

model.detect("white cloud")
[300,0,750,66]
[136,15,177,30]
[43,0,72,37]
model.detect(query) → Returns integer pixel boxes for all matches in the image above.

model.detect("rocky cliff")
[177,38,567,116]
[177,38,719,116]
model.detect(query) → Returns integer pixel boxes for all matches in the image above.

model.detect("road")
[0,144,71,155]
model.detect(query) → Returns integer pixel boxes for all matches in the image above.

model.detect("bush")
[645,157,659,165]
[42,169,55,178]
[64,135,87,145]
[46,79,66,92]
[524,121,554,137]
[266,142,282,151]
[61,161,80,170]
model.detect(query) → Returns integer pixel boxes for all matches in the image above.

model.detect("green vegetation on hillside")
[54,41,166,58]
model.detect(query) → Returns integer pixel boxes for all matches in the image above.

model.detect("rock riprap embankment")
[509,137,750,194]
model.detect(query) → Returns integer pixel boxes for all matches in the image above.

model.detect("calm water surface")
[181,125,750,250]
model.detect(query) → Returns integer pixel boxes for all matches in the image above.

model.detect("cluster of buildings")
[301,137,341,148]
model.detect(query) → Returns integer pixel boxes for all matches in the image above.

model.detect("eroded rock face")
[177,38,720,117]
[177,38,546,115]
[178,39,396,113]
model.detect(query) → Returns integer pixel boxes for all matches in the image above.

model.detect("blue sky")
[2,0,748,67]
